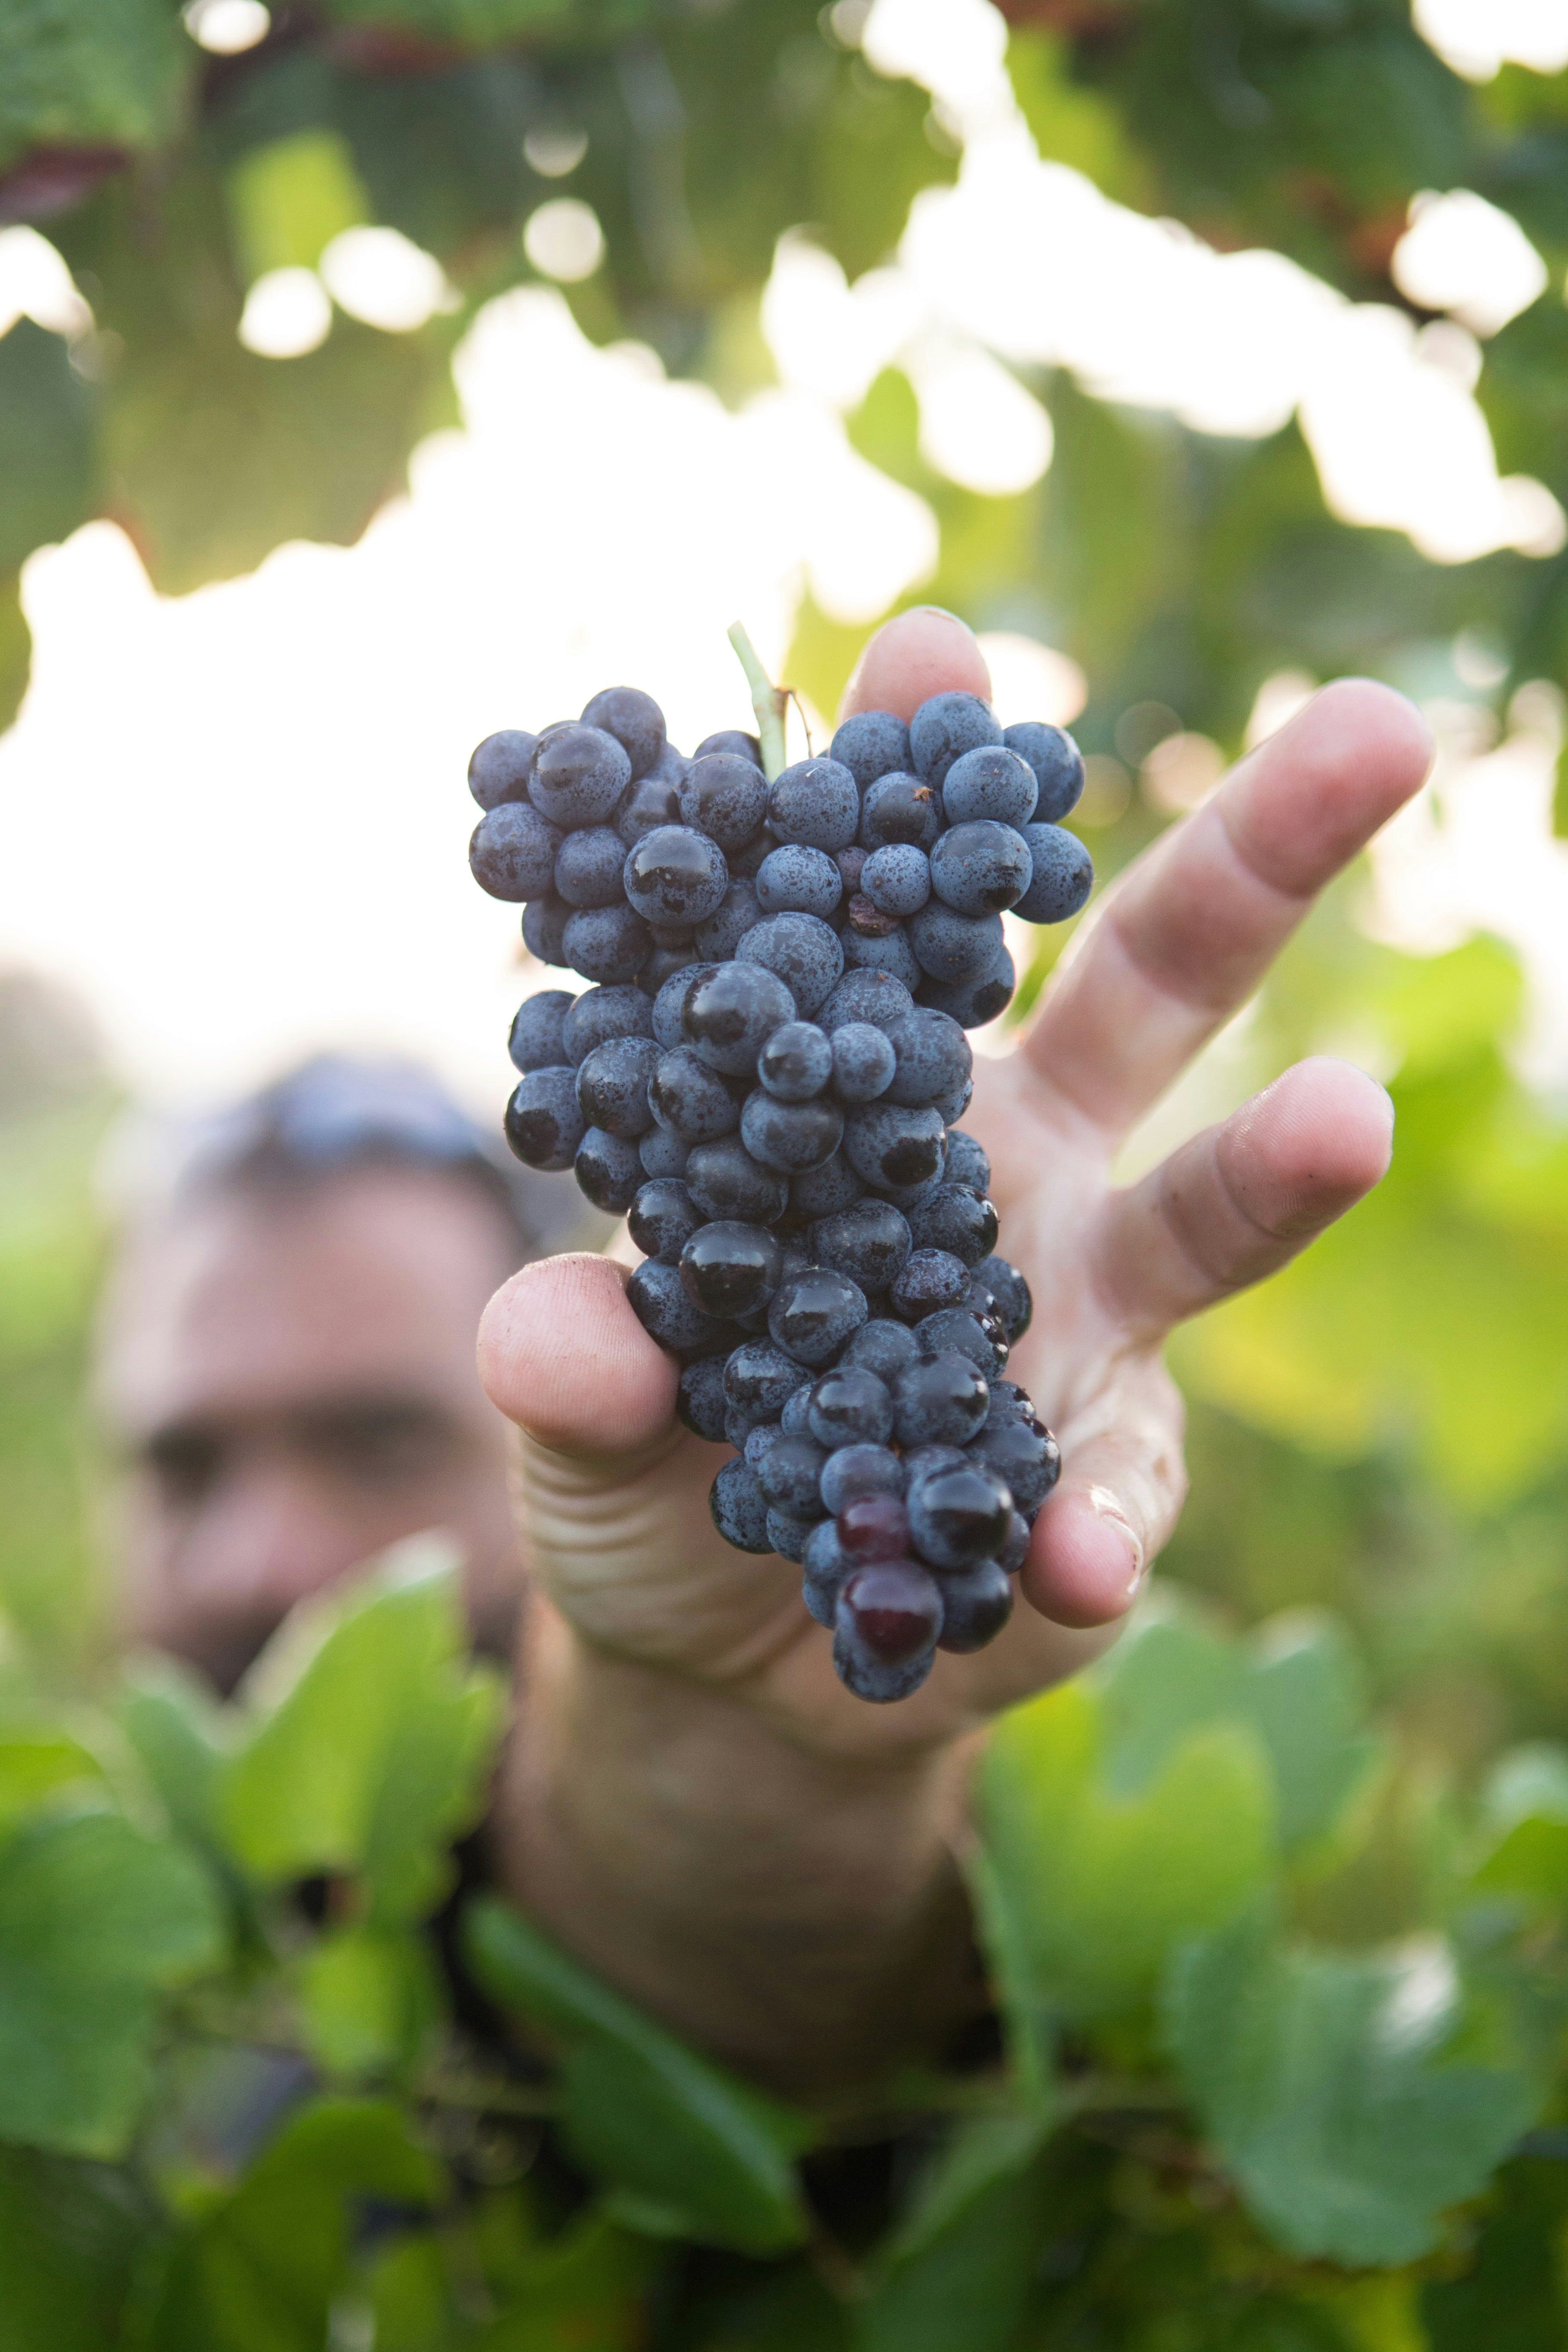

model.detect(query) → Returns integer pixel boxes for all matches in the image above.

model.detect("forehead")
[99,1165,515,1434]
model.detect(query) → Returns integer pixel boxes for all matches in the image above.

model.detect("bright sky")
[1,0,1566,1123]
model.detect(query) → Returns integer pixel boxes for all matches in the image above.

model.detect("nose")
[169,1456,368,1631]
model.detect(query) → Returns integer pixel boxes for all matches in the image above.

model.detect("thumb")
[478,1253,678,1460]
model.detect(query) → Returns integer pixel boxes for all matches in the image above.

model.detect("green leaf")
[975,1669,1275,2025]
[142,2096,439,2352]
[117,1655,233,1855]
[0,1805,224,2157]
[0,0,190,175]
[0,2145,150,2352]
[855,2130,1045,2352]
[220,1537,505,1920]
[0,1721,106,1836]
[0,571,27,735]
[1470,1745,1568,1913]
[474,2205,656,2352]
[465,1897,812,2256]
[297,1922,439,2083]
[879,2111,1052,2269]
[1166,1907,1535,2266]
[0,320,99,576]
[225,130,371,283]
[1421,2156,1568,2351]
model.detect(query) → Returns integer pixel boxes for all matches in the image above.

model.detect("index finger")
[838,606,992,720]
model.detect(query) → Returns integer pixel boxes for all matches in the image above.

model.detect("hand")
[479,609,1432,1763]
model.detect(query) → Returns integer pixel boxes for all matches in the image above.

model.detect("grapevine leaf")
[854,2136,1045,2352]
[465,1896,813,2256]
[0,320,99,578]
[1421,2155,1568,2351]
[116,1654,233,1855]
[0,2145,150,2352]
[1470,1744,1568,1914]
[0,1804,223,2157]
[1166,1905,1537,2267]
[0,0,190,175]
[220,1537,504,1920]
[297,1922,440,2084]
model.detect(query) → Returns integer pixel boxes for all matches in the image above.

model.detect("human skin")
[100,1164,526,1691]
[479,607,1434,2092]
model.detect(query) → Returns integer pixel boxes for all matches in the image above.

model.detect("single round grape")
[809,1198,913,1294]
[522,893,571,966]
[677,1355,729,1441]
[839,925,922,994]
[758,1021,833,1102]
[780,1384,816,1437]
[723,1340,810,1422]
[930,820,1032,918]
[581,685,665,779]
[623,824,729,928]
[563,904,651,986]
[767,1507,821,1565]
[755,844,843,922]
[904,1444,967,1491]
[937,1559,1014,1653]
[1005,720,1084,823]
[892,1352,990,1448]
[842,1102,947,1193]
[909,902,1004,984]
[695,879,763,962]
[694,728,761,766]
[710,1458,773,1553]
[860,772,943,853]
[504,1068,584,1171]
[678,750,769,851]
[907,1461,1013,1570]
[469,729,537,811]
[680,1220,783,1318]
[861,843,931,919]
[684,1136,790,1226]
[724,1403,758,1449]
[830,710,912,792]
[821,969,915,1035]
[837,1492,911,1565]
[1014,823,1093,924]
[802,1519,851,1627]
[508,989,575,1074]
[986,1382,1037,1428]
[769,1266,869,1367]
[767,756,860,851]
[628,1178,701,1265]
[470,802,563,901]
[683,962,796,1075]
[909,691,1003,789]
[649,1046,740,1144]
[839,1317,921,1384]
[757,1434,829,1517]
[829,1021,896,1105]
[916,949,1017,1031]
[970,1413,1060,1515]
[554,824,629,908]
[833,1565,942,1700]
[972,1255,1032,1342]
[907,1185,1000,1268]
[615,771,683,850]
[942,1131,991,1197]
[627,1259,726,1357]
[575,1035,659,1139]
[640,1124,689,1178]
[530,723,631,828]
[562,986,653,1065]
[883,1009,972,1110]
[737,913,843,1018]
[874,1167,948,1216]
[819,1443,906,1515]
[890,1247,969,1322]
[807,1365,894,1449]
[916,1306,1007,1380]
[996,1510,1031,1575]
[790,1150,864,1219]
[574,1126,645,1214]
[941,744,1039,829]
[741,1090,845,1175]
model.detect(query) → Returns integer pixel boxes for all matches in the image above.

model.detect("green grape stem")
[728,621,790,781]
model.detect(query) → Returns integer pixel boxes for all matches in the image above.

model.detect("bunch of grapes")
[467,665,1092,1702]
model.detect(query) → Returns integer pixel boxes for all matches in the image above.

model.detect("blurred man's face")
[98,1164,524,1691]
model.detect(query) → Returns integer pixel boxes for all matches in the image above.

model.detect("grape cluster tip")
[466,656,1092,1702]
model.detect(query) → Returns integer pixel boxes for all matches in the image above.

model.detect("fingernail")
[1088,1483,1145,1599]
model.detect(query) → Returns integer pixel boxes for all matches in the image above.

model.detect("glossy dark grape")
[531,723,631,828]
[769,1267,869,1367]
[1005,721,1085,822]
[908,902,1004,984]
[710,1457,772,1553]
[833,1563,942,1701]
[829,1021,896,1103]
[916,1306,1008,1380]
[508,988,574,1073]
[684,1136,790,1227]
[970,1412,1061,1515]
[757,1435,828,1517]
[767,756,859,851]
[629,1179,702,1265]
[891,1352,990,1448]
[522,892,571,966]
[757,1020,833,1102]
[677,1354,729,1441]
[809,1197,913,1293]
[909,692,1003,788]
[469,728,537,810]
[683,962,795,1075]
[505,1069,584,1171]
[837,1492,911,1562]
[680,1219,783,1318]
[842,1102,947,1193]
[807,1365,894,1449]
[936,1559,1014,1653]
[576,1036,659,1138]
[563,903,651,985]
[1015,823,1093,924]
[624,825,729,928]
[839,1317,920,1382]
[972,1255,1032,1341]
[471,801,562,900]
[830,710,910,790]
[723,1340,810,1422]
[581,686,665,779]
[907,1185,1000,1267]
[860,771,943,853]
[907,1461,1012,1570]
[649,1046,739,1144]
[883,1010,971,1110]
[756,844,843,921]
[890,1247,969,1322]
[741,1090,844,1175]
[737,913,843,1017]
[627,1259,726,1356]
[819,1442,905,1513]
[616,771,683,850]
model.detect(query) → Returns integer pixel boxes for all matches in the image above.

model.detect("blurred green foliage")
[5,0,1568,2340]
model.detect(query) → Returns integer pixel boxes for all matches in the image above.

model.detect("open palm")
[480,610,1431,1764]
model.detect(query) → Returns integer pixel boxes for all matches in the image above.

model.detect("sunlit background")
[3,0,1568,1118]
